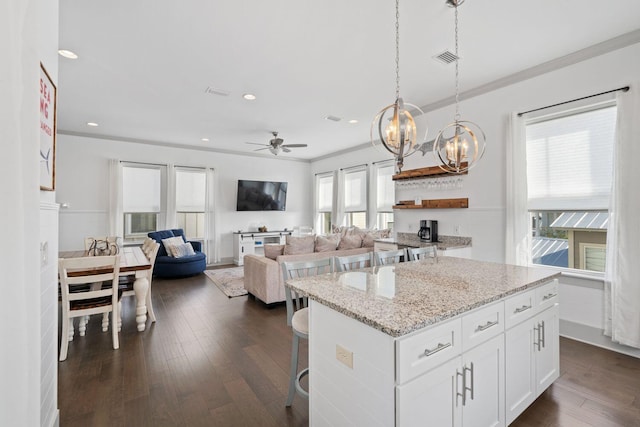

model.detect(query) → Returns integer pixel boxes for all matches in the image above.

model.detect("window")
[315,173,333,235]
[343,167,367,228]
[175,168,206,240]
[122,163,165,242]
[375,162,395,230]
[526,103,616,272]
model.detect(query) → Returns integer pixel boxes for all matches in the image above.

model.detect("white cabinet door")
[504,319,536,425]
[535,305,559,394]
[396,356,462,427]
[462,335,505,427]
[505,304,559,424]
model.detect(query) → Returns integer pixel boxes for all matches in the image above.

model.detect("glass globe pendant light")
[371,0,426,173]
[434,0,486,174]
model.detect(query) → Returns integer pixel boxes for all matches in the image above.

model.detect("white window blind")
[344,168,367,212]
[176,168,206,212]
[526,105,616,210]
[317,174,333,212]
[123,165,161,212]
[376,164,395,211]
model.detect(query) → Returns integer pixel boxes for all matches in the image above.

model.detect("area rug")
[204,267,248,298]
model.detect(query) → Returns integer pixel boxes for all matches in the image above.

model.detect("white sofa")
[244,247,371,304]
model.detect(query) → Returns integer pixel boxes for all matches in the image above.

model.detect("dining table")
[59,246,153,332]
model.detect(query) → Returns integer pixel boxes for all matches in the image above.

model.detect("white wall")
[312,42,640,354]
[56,135,313,261]
[1,0,59,425]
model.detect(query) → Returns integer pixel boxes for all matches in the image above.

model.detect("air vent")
[204,87,230,96]
[325,115,342,122]
[434,50,459,65]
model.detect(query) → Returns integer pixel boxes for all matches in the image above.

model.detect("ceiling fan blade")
[245,142,267,146]
[282,147,291,153]
[254,147,269,151]
[282,144,307,148]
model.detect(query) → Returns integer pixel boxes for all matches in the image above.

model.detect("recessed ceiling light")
[201,138,210,142]
[348,119,359,124]
[242,93,256,101]
[58,49,78,59]
[86,122,99,127]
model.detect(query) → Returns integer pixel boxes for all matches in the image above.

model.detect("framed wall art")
[40,63,57,191]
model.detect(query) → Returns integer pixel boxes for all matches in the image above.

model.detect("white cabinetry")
[505,281,559,425]
[233,231,290,265]
[396,303,505,427]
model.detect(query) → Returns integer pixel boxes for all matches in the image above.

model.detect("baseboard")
[560,319,640,358]
[207,257,235,267]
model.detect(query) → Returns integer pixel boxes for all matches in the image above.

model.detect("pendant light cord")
[395,0,400,100]
[454,3,460,121]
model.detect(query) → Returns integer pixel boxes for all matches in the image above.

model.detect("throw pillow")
[338,234,362,250]
[161,236,185,257]
[315,234,340,252]
[284,235,315,255]
[264,244,284,260]
[172,242,196,258]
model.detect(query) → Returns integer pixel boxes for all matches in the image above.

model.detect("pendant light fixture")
[434,0,486,174]
[371,0,426,173]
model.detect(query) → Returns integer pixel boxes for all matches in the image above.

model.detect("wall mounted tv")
[236,180,288,211]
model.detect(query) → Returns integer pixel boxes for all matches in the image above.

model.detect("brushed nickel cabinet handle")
[456,369,465,406]
[542,293,557,301]
[475,320,499,332]
[423,342,452,358]
[514,304,532,314]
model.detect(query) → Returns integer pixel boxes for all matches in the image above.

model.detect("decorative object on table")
[433,0,486,174]
[39,63,57,191]
[86,237,119,256]
[204,267,248,298]
[370,0,427,173]
[258,226,268,232]
[245,131,308,156]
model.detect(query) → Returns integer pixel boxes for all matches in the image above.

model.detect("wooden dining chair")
[281,258,333,407]
[407,246,438,262]
[58,255,121,361]
[374,248,407,266]
[335,252,374,272]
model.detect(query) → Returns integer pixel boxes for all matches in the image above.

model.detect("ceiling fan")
[245,131,307,155]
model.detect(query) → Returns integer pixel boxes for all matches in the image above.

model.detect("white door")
[462,335,505,427]
[396,356,462,427]
[504,318,537,425]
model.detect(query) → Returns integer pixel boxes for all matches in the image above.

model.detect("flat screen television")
[236,179,288,211]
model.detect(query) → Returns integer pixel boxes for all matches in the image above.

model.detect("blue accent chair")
[147,229,206,277]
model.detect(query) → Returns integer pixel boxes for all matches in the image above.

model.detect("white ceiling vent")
[204,87,230,96]
[434,50,459,65]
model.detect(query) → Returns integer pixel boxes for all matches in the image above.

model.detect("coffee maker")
[418,220,438,242]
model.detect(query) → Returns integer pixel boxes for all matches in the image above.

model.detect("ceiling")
[57,0,640,161]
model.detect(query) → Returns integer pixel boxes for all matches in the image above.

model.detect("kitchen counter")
[286,257,560,337]
[375,232,472,251]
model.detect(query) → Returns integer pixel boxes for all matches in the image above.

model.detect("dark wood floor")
[58,269,640,426]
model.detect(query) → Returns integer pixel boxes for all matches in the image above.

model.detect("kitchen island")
[286,257,561,426]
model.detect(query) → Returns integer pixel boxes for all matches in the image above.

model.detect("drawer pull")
[542,293,557,301]
[475,320,498,332]
[514,304,532,314]
[423,342,452,358]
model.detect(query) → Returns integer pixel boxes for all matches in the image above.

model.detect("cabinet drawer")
[396,318,462,384]
[505,289,536,329]
[462,301,504,351]
[535,279,559,312]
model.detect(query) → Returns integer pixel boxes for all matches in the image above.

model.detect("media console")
[232,230,292,266]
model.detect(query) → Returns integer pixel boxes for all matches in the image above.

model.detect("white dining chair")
[281,258,333,406]
[335,252,374,272]
[407,246,438,262]
[374,248,407,266]
[58,255,121,361]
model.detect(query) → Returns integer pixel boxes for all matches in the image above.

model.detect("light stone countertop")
[286,257,560,337]
[375,232,472,250]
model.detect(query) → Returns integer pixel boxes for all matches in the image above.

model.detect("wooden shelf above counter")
[392,163,469,180]
[393,198,469,209]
